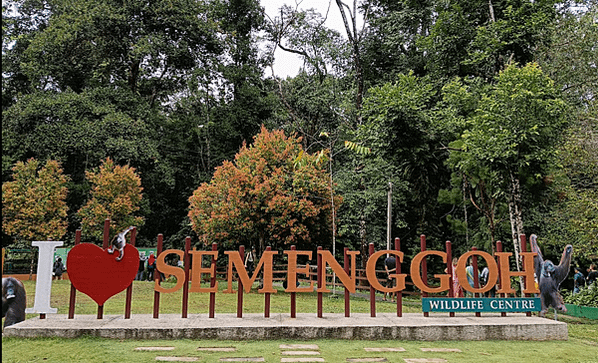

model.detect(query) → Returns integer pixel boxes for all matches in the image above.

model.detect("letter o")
[456,250,498,294]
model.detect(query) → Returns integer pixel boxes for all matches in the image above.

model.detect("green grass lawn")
[2,280,597,363]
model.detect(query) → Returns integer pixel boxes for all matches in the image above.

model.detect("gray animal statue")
[2,277,27,328]
[530,234,573,319]
[107,226,135,261]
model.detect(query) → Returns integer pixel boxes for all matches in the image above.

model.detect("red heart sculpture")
[67,243,139,306]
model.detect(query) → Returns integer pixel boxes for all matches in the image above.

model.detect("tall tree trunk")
[335,0,364,114]
[359,177,367,269]
[462,174,469,246]
[488,0,496,23]
[508,169,525,292]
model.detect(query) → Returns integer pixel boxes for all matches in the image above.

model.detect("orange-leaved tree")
[77,157,144,240]
[2,158,70,277]
[2,158,70,243]
[188,125,340,253]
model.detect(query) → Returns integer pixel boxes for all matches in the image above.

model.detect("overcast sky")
[261,0,349,78]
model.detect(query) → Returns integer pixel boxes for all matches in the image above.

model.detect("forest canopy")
[3,0,596,269]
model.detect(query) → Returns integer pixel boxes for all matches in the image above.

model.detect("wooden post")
[369,243,376,317]
[68,229,81,319]
[290,245,296,318]
[421,235,428,317]
[153,234,163,319]
[395,238,402,317]
[317,246,323,318]
[98,219,110,319]
[182,237,191,318]
[209,242,217,318]
[344,247,350,317]
[124,227,137,319]
[264,246,271,318]
[237,245,245,318]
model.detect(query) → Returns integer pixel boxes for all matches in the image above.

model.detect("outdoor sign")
[152,248,539,296]
[422,297,541,313]
[25,234,543,318]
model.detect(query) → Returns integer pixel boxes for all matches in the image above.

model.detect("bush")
[562,284,598,307]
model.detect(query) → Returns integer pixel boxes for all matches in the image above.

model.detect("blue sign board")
[422,297,541,313]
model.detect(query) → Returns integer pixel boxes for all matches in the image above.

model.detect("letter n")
[317,250,359,293]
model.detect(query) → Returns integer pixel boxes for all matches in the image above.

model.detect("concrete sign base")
[3,313,567,341]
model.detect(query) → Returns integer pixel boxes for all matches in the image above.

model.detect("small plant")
[562,284,598,307]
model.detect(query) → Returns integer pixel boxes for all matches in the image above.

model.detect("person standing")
[445,257,463,298]
[384,255,397,302]
[147,252,156,281]
[587,264,598,286]
[465,261,479,298]
[53,256,65,280]
[244,247,255,276]
[573,267,585,294]
[136,253,146,281]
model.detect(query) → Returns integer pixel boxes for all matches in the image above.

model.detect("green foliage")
[1,0,595,262]
[537,5,598,109]
[77,157,144,240]
[17,0,223,95]
[335,155,409,253]
[541,117,598,259]
[343,140,371,155]
[562,283,598,307]
[419,0,559,79]
[188,126,337,252]
[2,158,69,245]
[2,88,159,180]
[463,63,568,171]
[360,73,448,246]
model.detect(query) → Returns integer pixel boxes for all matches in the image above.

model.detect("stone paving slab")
[136,346,176,351]
[364,348,406,352]
[280,344,320,350]
[280,358,325,363]
[197,347,237,352]
[2,313,567,341]
[155,357,199,362]
[420,348,461,352]
[403,359,447,363]
[346,358,387,362]
[219,358,265,362]
[282,351,321,355]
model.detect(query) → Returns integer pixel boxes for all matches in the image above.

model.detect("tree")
[188,126,337,253]
[265,5,347,81]
[2,158,69,277]
[359,72,448,246]
[533,4,598,261]
[77,157,144,240]
[460,63,568,269]
[2,158,69,245]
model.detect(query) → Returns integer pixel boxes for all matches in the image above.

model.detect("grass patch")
[21,280,422,316]
[3,280,597,363]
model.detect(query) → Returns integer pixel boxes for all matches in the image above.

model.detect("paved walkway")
[3,312,567,341]
[134,343,460,363]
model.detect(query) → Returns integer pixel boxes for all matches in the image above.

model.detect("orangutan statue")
[2,277,27,328]
[530,234,572,319]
